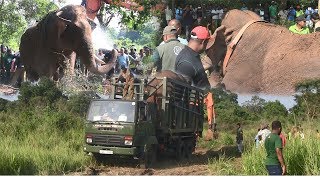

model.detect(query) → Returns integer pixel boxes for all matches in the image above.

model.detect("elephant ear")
[206,25,226,50]
[55,11,72,39]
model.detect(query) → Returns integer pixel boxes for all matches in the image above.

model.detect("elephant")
[146,70,187,103]
[19,5,117,82]
[205,9,320,95]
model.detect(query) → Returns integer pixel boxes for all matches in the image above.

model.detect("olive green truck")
[84,76,205,168]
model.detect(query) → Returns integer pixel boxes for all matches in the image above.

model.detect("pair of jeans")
[237,140,243,153]
[266,165,282,175]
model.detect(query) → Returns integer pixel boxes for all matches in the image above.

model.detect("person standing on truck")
[175,26,216,134]
[152,26,185,72]
[116,65,135,100]
[175,26,210,89]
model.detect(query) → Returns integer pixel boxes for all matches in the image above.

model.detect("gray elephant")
[19,5,117,81]
[205,9,320,95]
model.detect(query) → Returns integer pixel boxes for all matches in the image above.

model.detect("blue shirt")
[175,8,183,20]
[117,54,129,68]
[287,9,296,21]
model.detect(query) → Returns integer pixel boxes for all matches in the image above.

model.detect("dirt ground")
[70,146,241,176]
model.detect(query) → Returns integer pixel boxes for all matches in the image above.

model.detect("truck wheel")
[141,144,157,169]
[184,141,193,159]
[175,141,185,161]
[93,153,104,164]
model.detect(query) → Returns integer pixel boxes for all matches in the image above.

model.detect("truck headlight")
[86,138,93,143]
[86,134,93,143]
[124,136,133,145]
[124,140,133,145]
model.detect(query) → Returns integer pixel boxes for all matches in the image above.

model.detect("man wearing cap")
[152,25,185,72]
[175,26,210,89]
[289,15,310,34]
[160,19,188,45]
[175,26,216,130]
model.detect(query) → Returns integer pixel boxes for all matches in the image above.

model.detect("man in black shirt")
[175,26,210,90]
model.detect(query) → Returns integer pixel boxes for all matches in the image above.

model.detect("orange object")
[279,133,286,147]
[204,92,215,126]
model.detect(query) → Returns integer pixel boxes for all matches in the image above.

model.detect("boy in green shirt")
[289,15,310,34]
[265,120,286,175]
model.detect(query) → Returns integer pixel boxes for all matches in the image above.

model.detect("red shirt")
[279,133,286,147]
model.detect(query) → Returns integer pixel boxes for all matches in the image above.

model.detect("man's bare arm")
[276,148,286,175]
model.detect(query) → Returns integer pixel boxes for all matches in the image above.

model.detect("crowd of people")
[165,3,226,37]
[0,44,24,87]
[236,121,320,175]
[164,1,320,38]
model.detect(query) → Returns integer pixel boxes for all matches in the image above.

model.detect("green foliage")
[66,92,93,117]
[242,134,320,175]
[243,96,266,114]
[0,0,58,50]
[100,0,161,30]
[0,78,92,175]
[18,77,63,104]
[262,100,288,118]
[291,79,320,120]
[208,155,238,175]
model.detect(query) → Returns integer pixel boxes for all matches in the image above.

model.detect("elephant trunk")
[77,34,116,75]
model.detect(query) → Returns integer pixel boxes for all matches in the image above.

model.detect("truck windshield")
[87,101,135,123]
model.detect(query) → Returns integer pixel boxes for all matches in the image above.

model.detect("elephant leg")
[68,52,76,75]
[26,68,39,82]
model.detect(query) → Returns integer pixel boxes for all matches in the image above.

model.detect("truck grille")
[93,135,124,146]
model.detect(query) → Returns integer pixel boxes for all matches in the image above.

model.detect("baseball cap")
[163,26,177,35]
[296,15,306,22]
[191,26,210,40]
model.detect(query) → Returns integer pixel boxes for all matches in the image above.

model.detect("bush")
[0,78,91,175]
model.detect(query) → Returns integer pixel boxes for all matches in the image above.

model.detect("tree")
[291,80,320,120]
[242,96,266,114]
[262,100,288,118]
[0,0,58,49]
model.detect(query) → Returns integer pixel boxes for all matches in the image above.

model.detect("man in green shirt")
[289,15,310,34]
[153,25,185,72]
[269,1,278,23]
[265,120,286,175]
[295,5,304,18]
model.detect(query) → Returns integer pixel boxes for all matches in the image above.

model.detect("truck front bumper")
[84,145,139,156]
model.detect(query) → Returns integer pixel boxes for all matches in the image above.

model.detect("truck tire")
[184,141,193,159]
[93,153,105,164]
[175,141,185,161]
[140,144,157,169]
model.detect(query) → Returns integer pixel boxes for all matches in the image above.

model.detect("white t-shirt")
[211,9,219,20]
[217,9,224,19]
[257,129,271,143]
[165,8,173,21]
